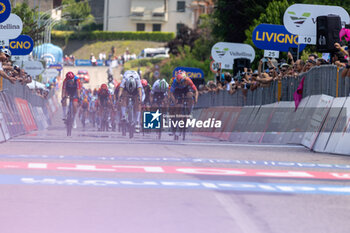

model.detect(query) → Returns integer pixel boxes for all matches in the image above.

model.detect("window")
[153,24,161,32]
[136,23,145,31]
[177,1,186,12]
[177,23,185,36]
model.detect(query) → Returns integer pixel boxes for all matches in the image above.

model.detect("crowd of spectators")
[0,48,32,86]
[198,42,350,96]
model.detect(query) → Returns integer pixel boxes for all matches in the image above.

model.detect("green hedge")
[52,30,175,44]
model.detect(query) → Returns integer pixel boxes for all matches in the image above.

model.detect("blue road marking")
[1,174,350,195]
[0,154,350,170]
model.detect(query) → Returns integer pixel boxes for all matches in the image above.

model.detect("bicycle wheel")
[66,103,73,136]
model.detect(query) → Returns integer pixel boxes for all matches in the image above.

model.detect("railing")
[196,65,350,108]
[0,77,54,108]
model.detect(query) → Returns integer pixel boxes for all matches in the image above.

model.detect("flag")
[294,76,305,110]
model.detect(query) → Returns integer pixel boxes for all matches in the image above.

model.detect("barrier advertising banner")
[211,42,255,70]
[283,4,350,44]
[14,98,37,132]
[252,24,307,52]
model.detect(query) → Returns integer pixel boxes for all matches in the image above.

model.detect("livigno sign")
[211,42,255,69]
[0,0,11,23]
[172,67,204,79]
[252,24,306,52]
[8,35,34,55]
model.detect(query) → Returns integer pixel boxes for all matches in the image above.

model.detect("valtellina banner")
[283,4,349,37]
[252,24,306,52]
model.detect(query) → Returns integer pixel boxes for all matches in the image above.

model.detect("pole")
[297,43,300,60]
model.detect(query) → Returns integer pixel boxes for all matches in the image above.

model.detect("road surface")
[1,108,350,233]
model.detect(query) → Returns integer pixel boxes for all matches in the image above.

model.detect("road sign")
[264,50,279,58]
[210,61,221,73]
[298,35,316,45]
[154,70,160,79]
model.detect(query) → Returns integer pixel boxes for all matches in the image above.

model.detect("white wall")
[104,0,194,33]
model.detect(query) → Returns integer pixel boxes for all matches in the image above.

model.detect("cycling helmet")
[159,79,167,92]
[66,71,75,80]
[0,48,11,57]
[101,83,108,90]
[176,71,186,82]
[125,77,137,93]
[141,79,148,87]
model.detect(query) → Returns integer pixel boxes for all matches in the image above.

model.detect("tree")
[167,25,200,56]
[62,0,93,28]
[243,0,290,67]
[212,0,274,42]
[12,2,46,42]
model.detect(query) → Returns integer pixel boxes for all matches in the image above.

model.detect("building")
[103,0,213,34]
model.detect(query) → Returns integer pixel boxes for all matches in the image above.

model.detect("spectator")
[293,59,305,74]
[332,51,347,68]
[90,53,97,66]
[0,48,16,83]
[303,59,316,72]
[308,54,318,61]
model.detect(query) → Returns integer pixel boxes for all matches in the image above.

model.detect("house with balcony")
[103,0,213,34]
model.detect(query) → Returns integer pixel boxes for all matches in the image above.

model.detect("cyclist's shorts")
[174,87,190,99]
[153,92,166,102]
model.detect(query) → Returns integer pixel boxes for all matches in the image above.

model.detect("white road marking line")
[215,193,264,233]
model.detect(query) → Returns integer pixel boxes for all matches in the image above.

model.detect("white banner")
[211,42,255,67]
[284,4,350,38]
[22,61,44,76]
[0,14,23,40]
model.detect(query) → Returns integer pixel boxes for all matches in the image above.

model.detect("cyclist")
[89,89,98,127]
[150,78,169,108]
[97,83,112,131]
[61,71,81,128]
[169,71,198,110]
[118,70,142,133]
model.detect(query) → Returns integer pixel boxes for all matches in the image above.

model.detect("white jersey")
[120,70,142,89]
[151,79,168,94]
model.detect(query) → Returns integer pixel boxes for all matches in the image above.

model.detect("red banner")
[15,98,37,132]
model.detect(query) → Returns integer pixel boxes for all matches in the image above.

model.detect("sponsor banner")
[75,59,104,66]
[283,4,350,39]
[0,109,9,140]
[211,42,255,67]
[7,34,34,55]
[172,67,204,79]
[0,13,23,40]
[21,61,44,76]
[0,161,350,180]
[1,174,350,195]
[0,0,11,23]
[0,93,25,136]
[252,24,306,52]
[48,64,63,71]
[14,98,37,132]
[41,69,59,83]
